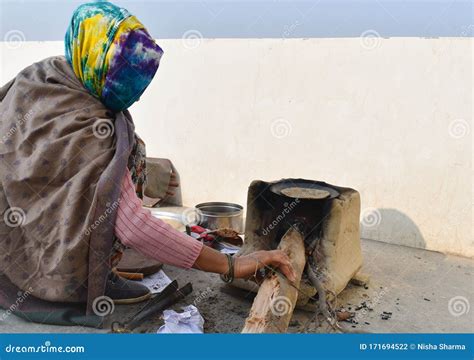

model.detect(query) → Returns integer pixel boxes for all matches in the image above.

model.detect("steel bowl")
[195,202,244,234]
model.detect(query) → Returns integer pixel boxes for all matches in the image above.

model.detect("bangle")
[220,254,235,283]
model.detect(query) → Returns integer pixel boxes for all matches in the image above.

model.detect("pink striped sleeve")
[114,168,203,269]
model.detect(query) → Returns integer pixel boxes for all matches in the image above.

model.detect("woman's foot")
[105,272,151,304]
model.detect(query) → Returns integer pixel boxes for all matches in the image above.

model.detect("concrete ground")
[0,238,472,333]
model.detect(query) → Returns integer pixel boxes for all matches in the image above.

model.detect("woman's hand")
[165,171,179,197]
[234,250,296,283]
[192,246,296,283]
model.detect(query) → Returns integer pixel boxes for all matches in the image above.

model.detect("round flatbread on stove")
[280,187,330,199]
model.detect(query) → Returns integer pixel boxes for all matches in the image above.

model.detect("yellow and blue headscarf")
[65,2,163,112]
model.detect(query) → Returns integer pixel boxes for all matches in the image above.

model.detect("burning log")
[242,226,306,333]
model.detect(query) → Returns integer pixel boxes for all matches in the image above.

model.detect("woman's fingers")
[233,250,296,283]
[169,172,179,187]
[278,263,297,283]
[266,250,296,282]
[165,172,179,197]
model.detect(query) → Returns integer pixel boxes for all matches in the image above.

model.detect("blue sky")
[0,0,472,40]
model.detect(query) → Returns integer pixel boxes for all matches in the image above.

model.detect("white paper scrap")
[214,242,240,255]
[157,305,204,334]
[141,269,172,294]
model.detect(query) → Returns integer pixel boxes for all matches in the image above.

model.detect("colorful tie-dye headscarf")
[65,1,163,112]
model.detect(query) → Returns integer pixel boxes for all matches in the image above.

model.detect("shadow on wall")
[360,208,427,250]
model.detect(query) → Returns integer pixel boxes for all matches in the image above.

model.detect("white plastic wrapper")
[141,270,172,294]
[157,305,204,334]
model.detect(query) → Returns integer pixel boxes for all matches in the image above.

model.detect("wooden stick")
[242,227,306,333]
[113,269,144,281]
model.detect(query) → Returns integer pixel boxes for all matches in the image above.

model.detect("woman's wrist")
[220,254,234,283]
[218,252,230,275]
[192,245,230,275]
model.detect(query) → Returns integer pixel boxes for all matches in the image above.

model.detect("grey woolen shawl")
[0,56,135,326]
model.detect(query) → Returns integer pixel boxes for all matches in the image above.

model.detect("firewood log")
[242,226,306,333]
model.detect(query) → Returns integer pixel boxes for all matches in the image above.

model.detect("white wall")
[1,38,472,257]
